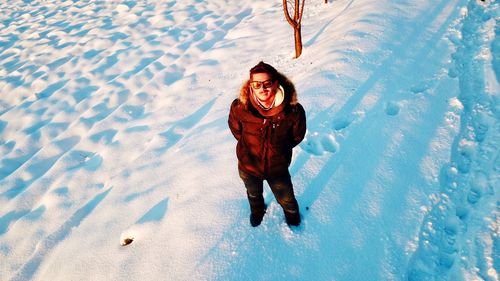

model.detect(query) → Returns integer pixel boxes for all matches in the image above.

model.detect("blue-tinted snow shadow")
[10,188,112,281]
[1,136,80,199]
[304,0,355,47]
[73,85,100,103]
[90,51,123,77]
[123,187,155,203]
[0,120,6,135]
[136,198,169,224]
[0,34,19,54]
[193,9,251,51]
[0,148,40,181]
[65,150,103,172]
[121,50,164,80]
[47,56,72,71]
[0,206,46,237]
[35,80,69,99]
[0,210,30,236]
[79,89,130,129]
[1,74,25,89]
[156,98,217,155]
[89,129,118,145]
[23,119,52,135]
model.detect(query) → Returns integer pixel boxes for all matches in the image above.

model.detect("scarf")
[249,86,286,117]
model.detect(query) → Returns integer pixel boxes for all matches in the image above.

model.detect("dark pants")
[239,169,300,225]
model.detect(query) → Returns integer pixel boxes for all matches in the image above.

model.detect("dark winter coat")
[228,79,306,179]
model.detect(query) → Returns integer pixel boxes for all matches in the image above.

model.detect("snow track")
[0,0,498,280]
[408,2,499,280]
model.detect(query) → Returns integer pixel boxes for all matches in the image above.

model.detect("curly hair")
[239,61,298,106]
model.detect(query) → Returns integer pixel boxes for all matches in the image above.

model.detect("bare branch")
[293,0,300,20]
[282,0,296,27]
[298,0,306,23]
[287,0,295,10]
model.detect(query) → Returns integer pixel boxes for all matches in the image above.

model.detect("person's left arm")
[291,103,306,147]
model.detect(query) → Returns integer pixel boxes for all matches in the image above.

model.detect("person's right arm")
[228,99,242,141]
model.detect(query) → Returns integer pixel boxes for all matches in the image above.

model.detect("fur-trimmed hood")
[238,73,298,106]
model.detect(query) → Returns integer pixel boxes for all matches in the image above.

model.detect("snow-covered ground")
[0,0,498,280]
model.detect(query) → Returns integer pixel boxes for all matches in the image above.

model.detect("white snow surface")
[0,0,498,280]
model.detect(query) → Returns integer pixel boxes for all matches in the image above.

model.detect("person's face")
[250,72,278,103]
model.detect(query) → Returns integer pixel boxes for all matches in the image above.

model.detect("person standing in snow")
[228,61,306,227]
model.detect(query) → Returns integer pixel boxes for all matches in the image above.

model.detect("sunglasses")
[249,80,275,90]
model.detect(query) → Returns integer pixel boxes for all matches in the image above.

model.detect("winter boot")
[249,204,267,227]
[250,212,264,227]
[284,210,301,227]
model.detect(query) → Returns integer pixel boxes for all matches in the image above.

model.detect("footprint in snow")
[331,112,363,131]
[301,132,339,156]
[410,78,437,94]
[385,101,400,116]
